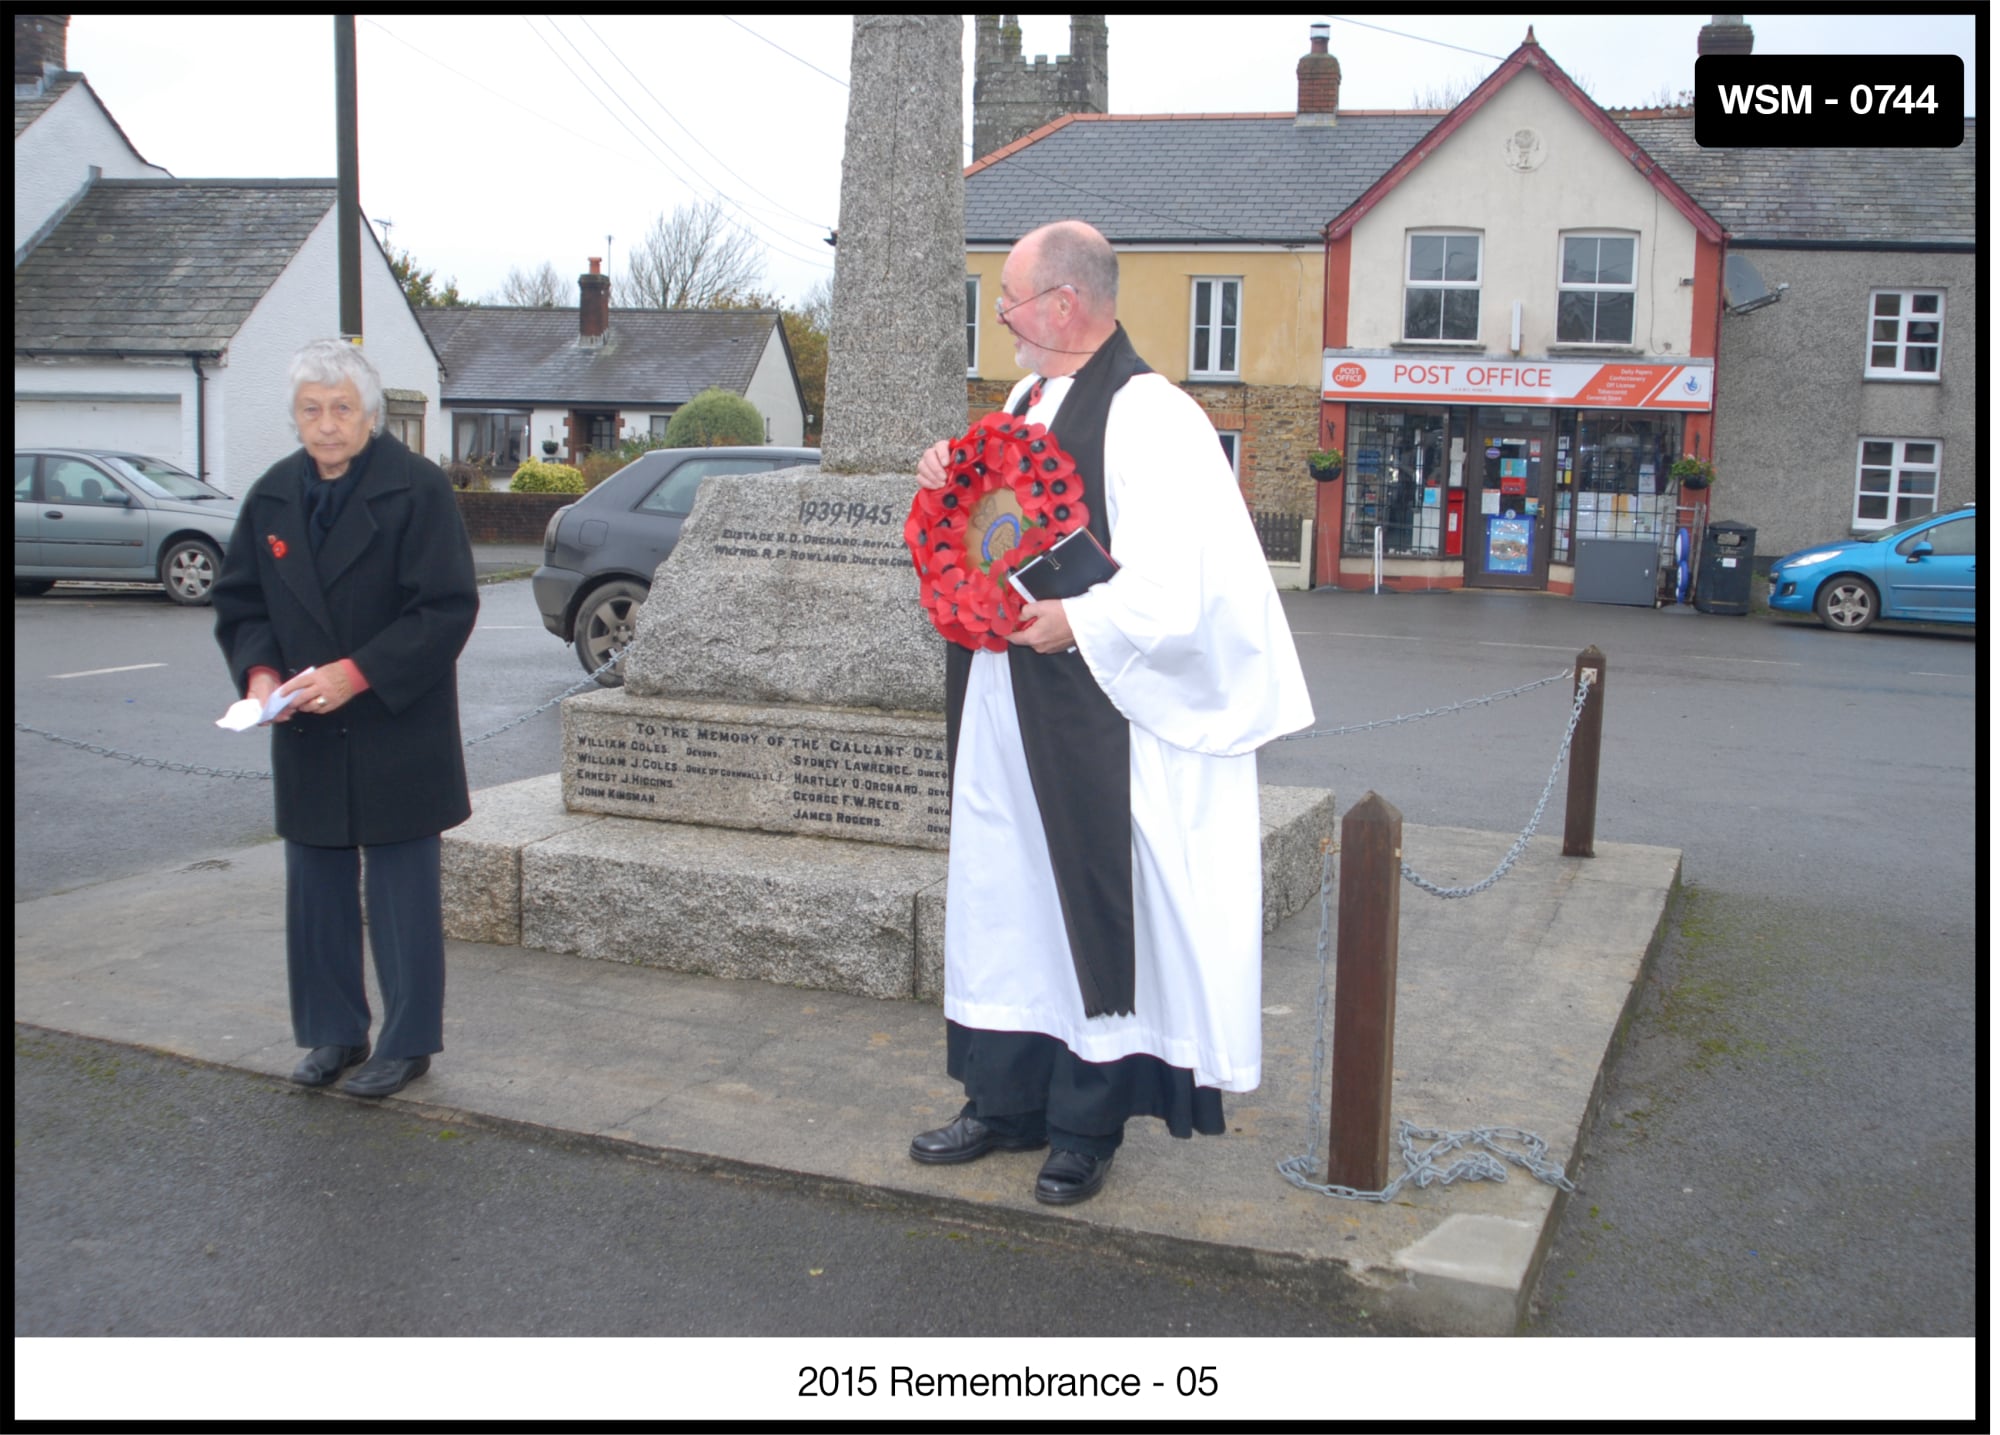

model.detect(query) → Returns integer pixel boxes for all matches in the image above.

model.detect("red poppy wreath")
[904,411,1090,652]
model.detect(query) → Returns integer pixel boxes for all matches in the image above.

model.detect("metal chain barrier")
[1398,668,1596,899]
[1276,846,1579,1201]
[1275,669,1571,742]
[14,648,626,782]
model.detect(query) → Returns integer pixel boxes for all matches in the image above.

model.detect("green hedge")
[663,388,764,448]
[508,459,587,494]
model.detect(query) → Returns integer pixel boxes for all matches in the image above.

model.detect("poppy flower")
[267,534,288,559]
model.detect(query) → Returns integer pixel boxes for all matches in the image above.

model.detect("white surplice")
[941,371,1315,1092]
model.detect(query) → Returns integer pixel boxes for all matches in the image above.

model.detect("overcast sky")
[62,12,1980,312]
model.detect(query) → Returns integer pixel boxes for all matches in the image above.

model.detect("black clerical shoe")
[1034,1148,1114,1205]
[340,1053,430,1099]
[291,1042,370,1088]
[908,1114,1048,1165]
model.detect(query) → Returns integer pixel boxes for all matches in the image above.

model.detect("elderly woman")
[213,339,478,1099]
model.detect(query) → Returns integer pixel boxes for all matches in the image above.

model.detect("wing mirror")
[1907,540,1933,563]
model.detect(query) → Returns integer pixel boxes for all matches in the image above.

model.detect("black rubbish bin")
[1695,520,1756,615]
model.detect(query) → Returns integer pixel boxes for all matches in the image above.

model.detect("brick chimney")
[578,257,609,345]
[1296,21,1340,127]
[1697,14,1755,57]
[15,13,69,90]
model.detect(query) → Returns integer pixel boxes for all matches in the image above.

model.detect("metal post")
[1328,791,1401,1190]
[1563,646,1606,858]
[334,16,363,342]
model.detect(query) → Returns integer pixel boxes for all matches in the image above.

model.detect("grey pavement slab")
[13,807,1678,1335]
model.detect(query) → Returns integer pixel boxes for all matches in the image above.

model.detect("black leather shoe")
[909,1113,1048,1165]
[1034,1148,1114,1205]
[340,1053,431,1099]
[291,1042,370,1088]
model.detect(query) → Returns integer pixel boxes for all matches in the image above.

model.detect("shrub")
[578,450,627,489]
[508,459,587,494]
[443,459,486,491]
[662,388,764,448]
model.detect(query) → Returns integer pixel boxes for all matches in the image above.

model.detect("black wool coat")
[213,433,479,847]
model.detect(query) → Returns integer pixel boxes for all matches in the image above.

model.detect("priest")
[910,220,1314,1205]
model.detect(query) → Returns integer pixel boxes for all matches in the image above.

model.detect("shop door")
[1466,428,1554,589]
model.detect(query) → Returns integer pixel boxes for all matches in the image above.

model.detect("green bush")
[578,450,627,489]
[662,388,764,448]
[508,459,587,494]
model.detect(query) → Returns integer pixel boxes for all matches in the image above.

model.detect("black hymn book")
[1007,527,1120,604]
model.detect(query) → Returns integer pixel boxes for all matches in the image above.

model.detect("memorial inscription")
[563,691,952,850]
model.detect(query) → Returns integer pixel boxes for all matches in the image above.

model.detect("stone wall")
[964,378,1322,519]
[454,490,571,544]
[971,15,1107,160]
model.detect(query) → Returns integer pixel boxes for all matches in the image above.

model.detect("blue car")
[1766,504,1977,632]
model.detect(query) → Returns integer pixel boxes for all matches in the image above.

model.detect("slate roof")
[14,179,334,353]
[1609,113,1979,247]
[964,112,1442,244]
[419,307,781,406]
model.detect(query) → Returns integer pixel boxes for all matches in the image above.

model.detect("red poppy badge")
[266,534,288,559]
[905,412,1089,652]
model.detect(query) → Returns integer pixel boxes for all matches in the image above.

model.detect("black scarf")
[300,440,372,552]
[945,323,1151,1017]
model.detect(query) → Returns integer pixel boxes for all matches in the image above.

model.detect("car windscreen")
[635,457,783,516]
[105,454,228,500]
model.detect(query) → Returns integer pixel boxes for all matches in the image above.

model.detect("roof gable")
[14,179,335,353]
[1328,40,1723,244]
[419,307,780,405]
[15,71,158,170]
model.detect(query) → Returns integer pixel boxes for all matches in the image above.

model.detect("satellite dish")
[1725,253,1788,315]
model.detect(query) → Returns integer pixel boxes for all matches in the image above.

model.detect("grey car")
[532,445,819,685]
[14,448,242,606]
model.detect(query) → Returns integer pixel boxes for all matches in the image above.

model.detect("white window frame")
[1854,437,1942,529]
[1216,429,1241,479]
[1864,288,1944,380]
[1555,231,1638,346]
[1402,231,1482,343]
[965,275,980,377]
[1189,277,1242,379]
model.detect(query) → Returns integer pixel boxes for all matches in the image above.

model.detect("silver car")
[532,445,819,685]
[14,449,241,606]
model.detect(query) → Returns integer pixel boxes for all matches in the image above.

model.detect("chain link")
[14,647,627,781]
[1276,670,1571,742]
[1397,669,1595,899]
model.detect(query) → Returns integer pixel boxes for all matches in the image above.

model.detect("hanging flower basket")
[904,412,1091,652]
[1308,448,1344,483]
[1671,455,1716,490]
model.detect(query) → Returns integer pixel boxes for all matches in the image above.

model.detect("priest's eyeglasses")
[995,284,1072,324]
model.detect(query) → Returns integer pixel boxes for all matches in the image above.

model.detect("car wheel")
[14,579,55,597]
[160,538,223,607]
[573,579,649,686]
[1815,575,1878,632]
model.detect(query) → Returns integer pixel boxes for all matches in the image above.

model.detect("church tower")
[971,15,1108,161]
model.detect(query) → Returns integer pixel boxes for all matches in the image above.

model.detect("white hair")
[289,338,385,432]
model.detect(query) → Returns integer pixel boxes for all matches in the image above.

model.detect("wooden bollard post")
[1328,791,1401,1191]
[1562,646,1606,859]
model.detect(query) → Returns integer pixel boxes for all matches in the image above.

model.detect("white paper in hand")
[215,666,314,731]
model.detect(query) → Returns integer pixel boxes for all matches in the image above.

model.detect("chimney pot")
[1697,14,1755,57]
[579,259,611,342]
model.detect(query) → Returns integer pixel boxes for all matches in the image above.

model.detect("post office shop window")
[1556,234,1636,345]
[1864,290,1943,379]
[1854,439,1939,527]
[966,275,981,377]
[1559,413,1679,556]
[1403,233,1481,342]
[1189,278,1241,378]
[1341,409,1446,558]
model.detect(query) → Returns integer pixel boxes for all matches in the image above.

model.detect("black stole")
[944,323,1150,1017]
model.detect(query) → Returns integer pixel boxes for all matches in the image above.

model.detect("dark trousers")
[284,835,445,1060]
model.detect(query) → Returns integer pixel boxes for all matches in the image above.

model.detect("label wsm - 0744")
[1694,55,1965,149]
